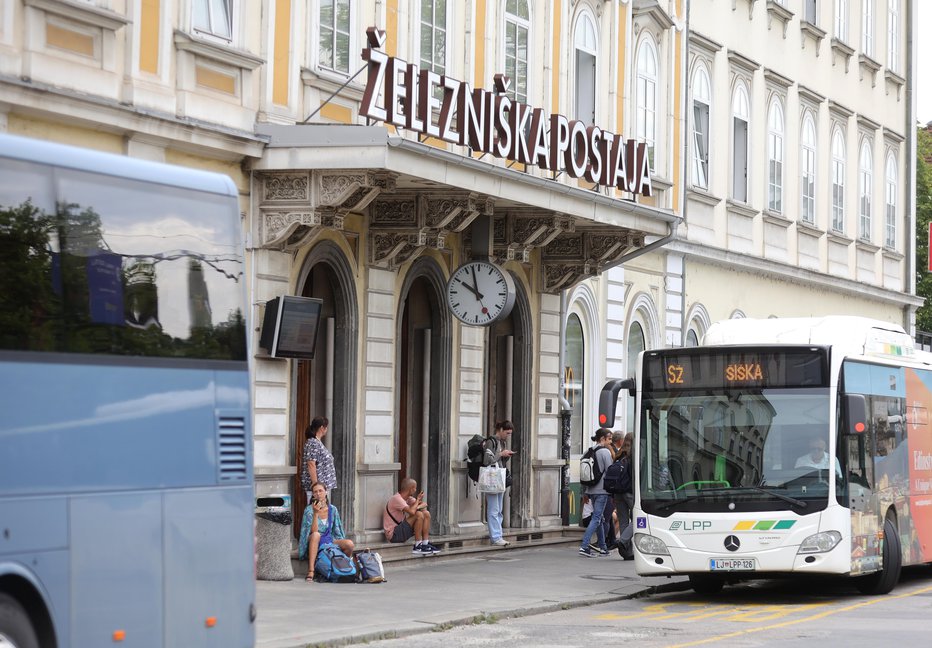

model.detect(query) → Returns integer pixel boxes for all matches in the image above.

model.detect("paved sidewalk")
[255,545,689,648]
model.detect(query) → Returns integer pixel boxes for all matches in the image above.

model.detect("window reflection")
[564,313,585,454]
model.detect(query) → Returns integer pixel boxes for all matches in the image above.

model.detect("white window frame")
[317,0,353,76]
[804,0,819,24]
[573,10,598,124]
[767,97,785,214]
[691,62,712,190]
[861,0,873,56]
[831,127,846,233]
[636,36,659,171]
[193,0,233,42]
[887,0,899,72]
[885,152,897,249]
[858,139,873,241]
[801,112,818,224]
[731,81,750,203]
[416,0,450,78]
[503,0,530,104]
[835,0,849,41]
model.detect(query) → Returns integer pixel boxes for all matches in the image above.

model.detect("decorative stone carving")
[370,231,438,269]
[370,197,418,227]
[540,230,643,293]
[262,211,320,249]
[319,171,395,213]
[263,174,309,202]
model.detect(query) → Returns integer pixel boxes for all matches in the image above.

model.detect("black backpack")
[603,455,632,494]
[579,446,605,487]
[466,435,488,482]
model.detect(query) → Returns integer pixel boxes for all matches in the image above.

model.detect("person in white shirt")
[795,437,842,477]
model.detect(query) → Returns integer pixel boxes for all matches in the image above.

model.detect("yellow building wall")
[7,116,124,154]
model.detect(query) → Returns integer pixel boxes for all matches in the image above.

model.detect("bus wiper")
[654,486,807,512]
[746,486,808,508]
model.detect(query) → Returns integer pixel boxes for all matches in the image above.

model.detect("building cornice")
[797,84,825,106]
[668,238,921,307]
[24,0,130,31]
[690,31,723,56]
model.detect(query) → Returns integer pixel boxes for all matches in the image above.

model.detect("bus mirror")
[598,378,635,427]
[843,394,868,435]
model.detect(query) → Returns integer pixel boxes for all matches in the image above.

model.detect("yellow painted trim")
[320,102,353,124]
[423,136,448,150]
[672,33,682,210]
[552,0,562,114]
[196,65,237,95]
[386,0,398,57]
[7,116,123,154]
[475,0,486,87]
[272,0,292,106]
[616,8,628,133]
[46,23,94,58]
[139,0,160,74]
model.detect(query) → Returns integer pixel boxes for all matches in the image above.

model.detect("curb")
[291,577,692,648]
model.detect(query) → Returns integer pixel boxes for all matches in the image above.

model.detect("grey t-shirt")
[585,445,615,496]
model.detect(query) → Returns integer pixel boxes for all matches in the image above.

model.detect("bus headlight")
[634,533,670,555]
[797,531,842,554]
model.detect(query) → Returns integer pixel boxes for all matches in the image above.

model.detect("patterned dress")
[301,437,337,492]
[298,503,345,561]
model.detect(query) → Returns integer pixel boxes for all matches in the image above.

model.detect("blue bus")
[0,134,255,647]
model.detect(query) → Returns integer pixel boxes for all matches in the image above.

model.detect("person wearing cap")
[579,428,615,558]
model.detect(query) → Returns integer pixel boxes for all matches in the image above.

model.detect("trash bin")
[255,494,293,581]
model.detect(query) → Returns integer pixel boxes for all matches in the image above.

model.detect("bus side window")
[845,398,874,491]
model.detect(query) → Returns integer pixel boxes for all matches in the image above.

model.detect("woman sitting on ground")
[298,482,355,582]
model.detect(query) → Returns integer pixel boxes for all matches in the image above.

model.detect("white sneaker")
[491,538,510,546]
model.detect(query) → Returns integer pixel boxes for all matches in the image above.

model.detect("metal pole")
[325,317,334,450]
[421,329,431,486]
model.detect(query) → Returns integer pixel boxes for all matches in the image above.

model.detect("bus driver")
[795,437,842,478]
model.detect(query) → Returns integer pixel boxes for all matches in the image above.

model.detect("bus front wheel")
[0,592,40,648]
[688,574,725,595]
[855,517,902,596]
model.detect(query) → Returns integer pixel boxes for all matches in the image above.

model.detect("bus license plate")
[710,558,756,571]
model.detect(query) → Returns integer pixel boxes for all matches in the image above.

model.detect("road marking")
[665,583,932,648]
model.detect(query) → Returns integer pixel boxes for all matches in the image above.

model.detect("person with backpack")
[299,481,355,582]
[483,420,515,546]
[578,428,614,558]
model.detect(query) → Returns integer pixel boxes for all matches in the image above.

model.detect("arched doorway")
[292,242,358,538]
[396,258,452,533]
[486,273,533,528]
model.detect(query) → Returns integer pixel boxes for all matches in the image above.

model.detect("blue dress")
[298,503,345,560]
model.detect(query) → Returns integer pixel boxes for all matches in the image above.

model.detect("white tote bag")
[477,466,507,494]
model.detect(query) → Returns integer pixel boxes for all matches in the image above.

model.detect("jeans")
[614,492,635,554]
[486,492,505,541]
[581,493,610,550]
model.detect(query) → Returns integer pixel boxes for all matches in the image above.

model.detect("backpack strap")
[385,502,402,526]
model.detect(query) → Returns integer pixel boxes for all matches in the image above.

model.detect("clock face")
[446,261,516,326]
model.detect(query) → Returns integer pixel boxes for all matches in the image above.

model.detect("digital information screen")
[642,347,828,392]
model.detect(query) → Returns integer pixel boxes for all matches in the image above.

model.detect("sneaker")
[425,542,442,554]
[595,546,610,556]
[578,546,595,558]
[491,538,509,547]
[412,544,432,556]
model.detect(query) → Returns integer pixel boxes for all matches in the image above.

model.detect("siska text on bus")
[359,27,653,197]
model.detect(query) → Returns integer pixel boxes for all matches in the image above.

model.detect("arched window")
[767,98,785,213]
[504,0,530,104]
[564,313,585,455]
[801,113,817,224]
[887,0,899,72]
[419,0,449,78]
[859,140,873,241]
[574,12,597,124]
[692,63,711,189]
[831,128,846,232]
[835,0,849,41]
[636,38,658,170]
[732,82,750,202]
[685,329,700,347]
[626,321,646,430]
[885,153,897,248]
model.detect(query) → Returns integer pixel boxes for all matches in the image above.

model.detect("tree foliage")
[915,127,932,332]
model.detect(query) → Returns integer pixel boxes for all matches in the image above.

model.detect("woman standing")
[299,482,354,582]
[301,416,336,503]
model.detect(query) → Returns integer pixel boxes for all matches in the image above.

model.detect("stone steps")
[291,526,584,577]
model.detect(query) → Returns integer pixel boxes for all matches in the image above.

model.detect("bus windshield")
[638,347,834,515]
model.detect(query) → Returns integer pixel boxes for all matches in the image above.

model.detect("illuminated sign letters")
[359,27,653,196]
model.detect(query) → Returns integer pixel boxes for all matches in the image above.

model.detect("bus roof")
[0,133,239,197]
[702,316,916,362]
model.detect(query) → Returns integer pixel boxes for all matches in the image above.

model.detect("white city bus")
[599,316,932,595]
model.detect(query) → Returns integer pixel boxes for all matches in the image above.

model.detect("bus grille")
[217,416,248,482]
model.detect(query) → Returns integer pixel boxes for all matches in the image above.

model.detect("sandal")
[305,572,314,583]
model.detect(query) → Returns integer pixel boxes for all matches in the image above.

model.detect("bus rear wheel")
[689,574,725,595]
[0,592,40,648]
[855,517,902,595]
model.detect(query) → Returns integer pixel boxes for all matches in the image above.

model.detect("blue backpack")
[603,455,632,494]
[315,544,358,583]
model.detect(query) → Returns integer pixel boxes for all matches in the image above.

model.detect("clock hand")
[470,266,484,300]
[457,278,481,298]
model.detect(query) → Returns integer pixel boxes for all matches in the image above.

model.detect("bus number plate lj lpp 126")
[710,558,756,571]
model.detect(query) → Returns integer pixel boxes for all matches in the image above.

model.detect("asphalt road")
[363,566,932,648]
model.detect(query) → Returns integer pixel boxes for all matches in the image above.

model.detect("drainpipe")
[558,290,571,526]
[905,0,917,333]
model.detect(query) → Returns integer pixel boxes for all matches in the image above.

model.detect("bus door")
[841,390,881,575]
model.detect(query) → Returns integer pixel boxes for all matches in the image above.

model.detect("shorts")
[390,519,415,543]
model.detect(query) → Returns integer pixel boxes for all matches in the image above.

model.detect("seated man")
[795,437,842,478]
[383,478,441,556]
